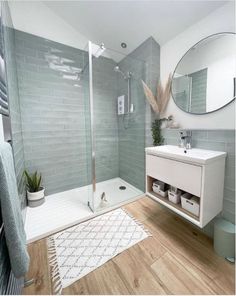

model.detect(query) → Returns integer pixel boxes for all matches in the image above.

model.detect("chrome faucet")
[179,131,192,149]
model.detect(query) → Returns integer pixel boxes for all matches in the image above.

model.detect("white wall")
[161,2,235,129]
[177,35,236,112]
[206,55,235,112]
[8,1,88,51]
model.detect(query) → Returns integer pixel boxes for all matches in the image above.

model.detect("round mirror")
[171,33,236,114]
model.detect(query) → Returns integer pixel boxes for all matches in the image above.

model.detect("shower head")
[113,65,132,80]
[92,43,106,58]
[113,65,120,72]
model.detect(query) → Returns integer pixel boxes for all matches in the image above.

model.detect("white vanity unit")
[145,145,227,228]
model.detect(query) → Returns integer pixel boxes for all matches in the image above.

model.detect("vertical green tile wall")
[13,32,158,195]
[14,31,120,195]
[14,30,91,195]
[118,37,160,191]
[92,56,119,183]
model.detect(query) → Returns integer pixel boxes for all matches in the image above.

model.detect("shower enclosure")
[84,41,146,212]
[3,21,147,240]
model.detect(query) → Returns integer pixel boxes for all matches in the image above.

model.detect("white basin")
[145,145,226,164]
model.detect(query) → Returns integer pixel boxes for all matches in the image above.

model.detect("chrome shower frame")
[88,41,96,211]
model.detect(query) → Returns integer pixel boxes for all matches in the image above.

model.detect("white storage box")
[153,180,165,191]
[181,195,200,217]
[168,190,182,204]
[181,192,192,200]
[153,183,161,191]
[152,185,168,197]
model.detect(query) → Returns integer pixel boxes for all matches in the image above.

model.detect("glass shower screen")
[87,41,146,212]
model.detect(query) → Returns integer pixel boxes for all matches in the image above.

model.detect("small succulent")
[24,170,42,192]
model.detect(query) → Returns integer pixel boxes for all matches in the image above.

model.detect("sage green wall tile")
[117,37,160,191]
[13,30,160,201]
[14,30,120,195]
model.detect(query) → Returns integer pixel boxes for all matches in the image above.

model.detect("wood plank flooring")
[23,197,235,295]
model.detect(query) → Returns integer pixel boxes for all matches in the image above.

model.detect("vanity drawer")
[146,154,202,196]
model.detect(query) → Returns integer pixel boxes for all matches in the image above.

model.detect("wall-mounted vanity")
[145,145,226,228]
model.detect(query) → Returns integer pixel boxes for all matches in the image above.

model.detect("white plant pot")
[27,187,45,201]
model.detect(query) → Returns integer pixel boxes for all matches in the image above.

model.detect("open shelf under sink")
[147,189,200,221]
[146,175,201,227]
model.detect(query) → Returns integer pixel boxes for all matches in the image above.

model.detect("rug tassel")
[122,208,152,237]
[47,237,63,295]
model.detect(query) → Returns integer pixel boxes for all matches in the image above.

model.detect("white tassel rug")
[47,208,151,294]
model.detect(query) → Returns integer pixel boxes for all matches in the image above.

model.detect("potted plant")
[24,170,45,207]
[151,119,165,146]
[142,76,179,144]
[151,116,174,146]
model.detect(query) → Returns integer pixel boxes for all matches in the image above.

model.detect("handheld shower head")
[113,65,132,80]
[113,65,121,72]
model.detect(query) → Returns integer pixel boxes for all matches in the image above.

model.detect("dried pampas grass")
[142,80,160,114]
[142,74,172,115]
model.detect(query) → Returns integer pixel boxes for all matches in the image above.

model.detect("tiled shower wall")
[92,56,119,183]
[127,37,160,148]
[14,30,119,195]
[118,37,160,191]
[162,129,235,235]
[14,30,89,195]
[13,30,153,195]
[117,56,146,191]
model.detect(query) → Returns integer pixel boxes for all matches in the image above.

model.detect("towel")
[0,142,29,278]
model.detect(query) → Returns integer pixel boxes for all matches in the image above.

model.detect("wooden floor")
[23,197,235,295]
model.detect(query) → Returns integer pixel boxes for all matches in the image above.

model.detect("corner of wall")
[8,0,88,51]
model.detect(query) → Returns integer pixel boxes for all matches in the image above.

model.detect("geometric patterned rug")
[47,208,151,294]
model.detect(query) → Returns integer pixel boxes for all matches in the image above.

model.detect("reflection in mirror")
[171,33,236,114]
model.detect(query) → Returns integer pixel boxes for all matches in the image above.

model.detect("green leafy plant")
[24,170,42,192]
[151,119,165,146]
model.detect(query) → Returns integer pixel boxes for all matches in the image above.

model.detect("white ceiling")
[44,0,229,56]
